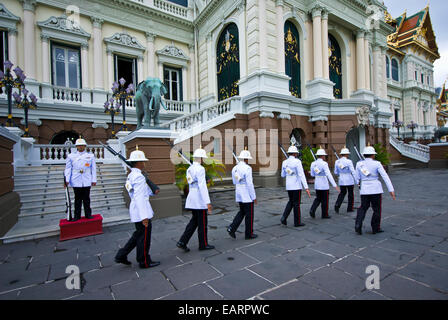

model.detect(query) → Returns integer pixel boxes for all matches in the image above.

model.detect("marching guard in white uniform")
[355,146,396,235]
[280,145,311,227]
[309,147,340,219]
[227,149,258,239]
[334,147,359,213]
[177,147,215,252]
[115,148,160,268]
[64,138,97,221]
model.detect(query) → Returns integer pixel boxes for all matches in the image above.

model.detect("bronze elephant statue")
[134,77,169,129]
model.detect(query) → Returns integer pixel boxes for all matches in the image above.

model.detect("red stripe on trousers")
[379,195,382,229]
[144,225,148,268]
[251,202,254,235]
[326,190,329,217]
[203,210,207,246]
[298,191,301,224]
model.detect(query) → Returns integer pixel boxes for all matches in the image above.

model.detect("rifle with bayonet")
[161,139,193,166]
[226,143,240,164]
[352,141,365,161]
[278,141,288,159]
[306,143,317,161]
[99,141,160,194]
[331,145,340,160]
[63,172,72,221]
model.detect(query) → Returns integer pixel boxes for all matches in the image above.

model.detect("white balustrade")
[154,0,188,18]
[53,86,84,104]
[389,135,430,163]
[33,144,106,164]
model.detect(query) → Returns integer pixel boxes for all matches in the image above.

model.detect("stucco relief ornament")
[356,106,370,127]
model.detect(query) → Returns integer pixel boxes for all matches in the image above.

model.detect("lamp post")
[111,78,134,132]
[407,121,418,140]
[392,120,404,139]
[0,60,26,127]
[104,97,120,139]
[13,88,38,137]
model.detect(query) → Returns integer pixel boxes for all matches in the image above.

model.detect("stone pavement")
[0,168,447,300]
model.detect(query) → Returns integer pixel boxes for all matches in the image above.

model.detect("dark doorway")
[114,55,136,87]
[50,130,79,145]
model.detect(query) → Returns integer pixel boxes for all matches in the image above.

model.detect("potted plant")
[373,143,391,172]
[300,146,317,183]
[175,152,226,196]
[407,121,418,140]
[392,120,404,139]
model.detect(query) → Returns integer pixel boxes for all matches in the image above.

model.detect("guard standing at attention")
[280,145,311,227]
[355,145,396,235]
[115,147,160,268]
[309,147,340,219]
[227,148,258,240]
[177,146,215,252]
[64,137,97,221]
[334,147,359,214]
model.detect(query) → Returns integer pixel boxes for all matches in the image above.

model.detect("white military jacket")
[334,157,359,186]
[232,161,256,203]
[355,158,394,195]
[281,156,309,191]
[64,151,97,188]
[185,162,211,210]
[126,168,154,222]
[310,158,337,190]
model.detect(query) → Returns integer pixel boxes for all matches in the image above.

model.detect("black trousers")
[282,190,302,226]
[116,221,152,267]
[179,209,209,248]
[355,194,382,232]
[229,202,255,237]
[335,185,355,211]
[73,187,92,219]
[310,190,330,218]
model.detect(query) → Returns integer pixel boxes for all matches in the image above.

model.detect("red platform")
[59,214,103,241]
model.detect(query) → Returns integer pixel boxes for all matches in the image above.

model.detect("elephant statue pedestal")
[121,128,182,218]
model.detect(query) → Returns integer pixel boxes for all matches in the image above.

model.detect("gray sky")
[383,0,448,88]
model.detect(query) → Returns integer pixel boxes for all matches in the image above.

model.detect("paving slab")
[259,280,335,300]
[283,247,336,269]
[356,246,417,268]
[331,254,397,281]
[397,261,448,293]
[160,283,224,300]
[205,250,259,275]
[112,271,175,300]
[376,274,447,300]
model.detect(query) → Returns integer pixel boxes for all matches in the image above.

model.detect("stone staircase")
[1,163,131,243]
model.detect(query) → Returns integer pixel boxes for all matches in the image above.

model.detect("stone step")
[14,178,126,192]
[20,192,124,209]
[19,186,124,202]
[19,198,126,218]
[13,171,126,183]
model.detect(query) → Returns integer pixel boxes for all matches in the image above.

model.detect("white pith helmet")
[316,146,327,156]
[238,148,252,159]
[287,145,299,154]
[340,146,350,155]
[75,138,87,146]
[127,146,148,162]
[362,145,377,155]
[193,146,208,158]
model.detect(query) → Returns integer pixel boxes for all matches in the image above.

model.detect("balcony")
[129,0,192,20]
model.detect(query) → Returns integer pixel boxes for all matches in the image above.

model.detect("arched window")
[386,56,390,78]
[328,34,342,99]
[391,59,399,81]
[284,20,301,98]
[216,23,240,101]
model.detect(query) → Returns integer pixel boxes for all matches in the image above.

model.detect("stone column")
[321,10,329,80]
[356,30,365,90]
[238,2,248,78]
[276,0,285,74]
[107,49,114,89]
[206,33,214,97]
[312,7,323,79]
[380,46,388,98]
[81,44,89,89]
[146,32,156,78]
[22,0,36,80]
[91,17,104,90]
[41,35,50,84]
[182,66,187,101]
[189,44,195,101]
[259,0,268,70]
[158,61,164,82]
[137,56,144,83]
[364,34,370,91]
[372,45,380,96]
[7,28,17,66]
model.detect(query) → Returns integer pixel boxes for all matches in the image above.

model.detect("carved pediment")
[0,3,20,22]
[156,44,189,60]
[37,15,90,38]
[104,33,145,51]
